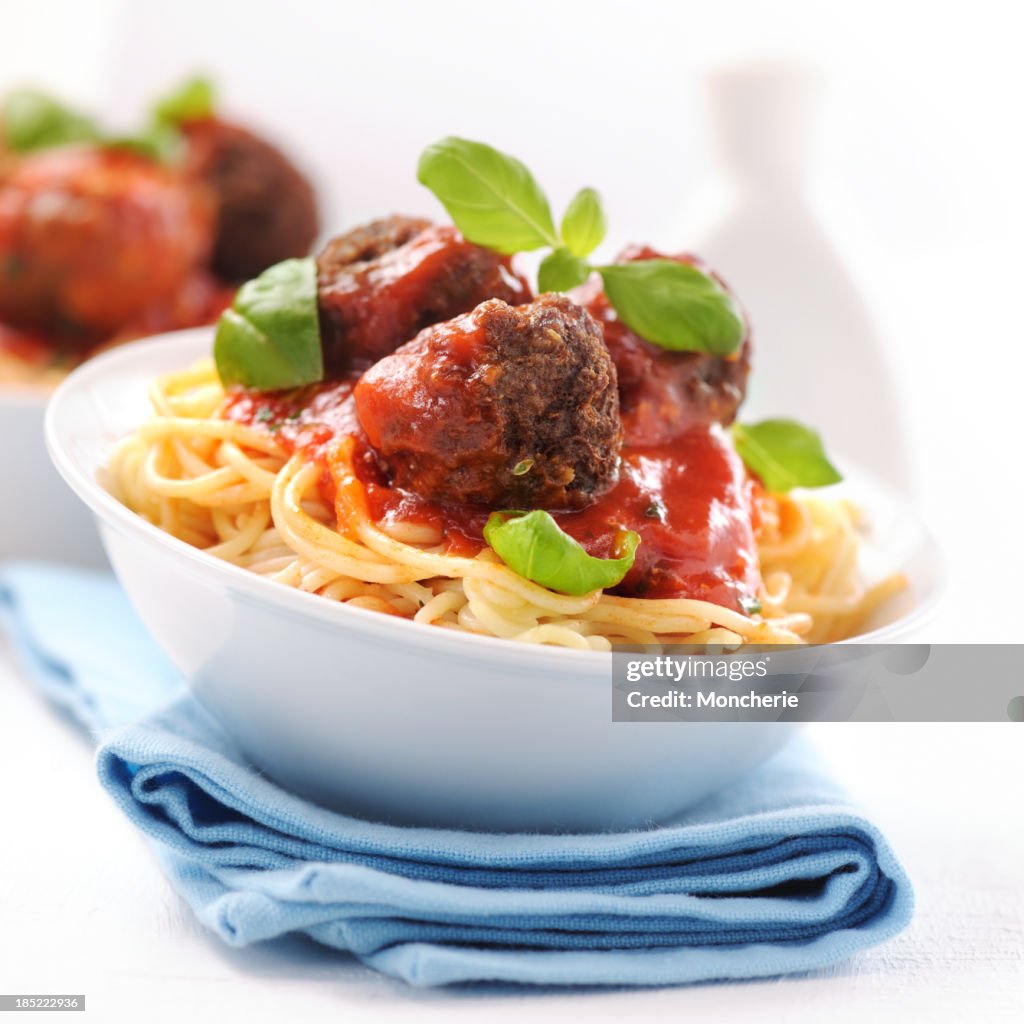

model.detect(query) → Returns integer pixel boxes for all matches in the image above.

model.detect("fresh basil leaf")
[537,247,591,293]
[731,419,842,493]
[105,123,183,163]
[214,257,323,390]
[598,259,744,355]
[152,76,216,126]
[560,187,606,258]
[484,510,639,596]
[417,136,558,254]
[2,89,100,153]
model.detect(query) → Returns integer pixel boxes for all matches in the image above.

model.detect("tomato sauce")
[559,428,758,605]
[226,381,760,609]
[224,377,367,497]
[0,322,57,367]
[225,378,361,462]
[0,147,214,341]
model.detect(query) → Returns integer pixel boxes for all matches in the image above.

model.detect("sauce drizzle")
[227,385,761,610]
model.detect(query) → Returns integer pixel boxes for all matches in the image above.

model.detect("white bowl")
[45,329,944,831]
[0,388,107,567]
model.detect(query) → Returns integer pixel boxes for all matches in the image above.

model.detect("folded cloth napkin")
[0,563,913,988]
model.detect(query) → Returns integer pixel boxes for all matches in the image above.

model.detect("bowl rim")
[44,328,946,671]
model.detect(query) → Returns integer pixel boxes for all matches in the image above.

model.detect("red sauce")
[223,377,367,497]
[226,380,760,609]
[224,378,360,459]
[365,423,759,607]
[0,322,57,366]
[562,428,758,604]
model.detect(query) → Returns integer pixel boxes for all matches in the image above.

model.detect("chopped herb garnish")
[738,595,763,617]
[512,458,534,476]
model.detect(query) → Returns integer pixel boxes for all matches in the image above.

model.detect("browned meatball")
[580,245,750,446]
[182,118,319,282]
[316,216,532,371]
[354,294,622,510]
[0,146,214,343]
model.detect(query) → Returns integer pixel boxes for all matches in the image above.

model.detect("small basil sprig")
[537,187,610,292]
[560,187,607,258]
[600,260,744,355]
[484,510,639,596]
[731,419,842,492]
[114,76,216,161]
[537,248,590,293]
[104,124,182,163]
[417,137,558,254]
[1,77,215,163]
[418,136,743,355]
[152,76,215,127]
[116,76,216,161]
[2,90,101,153]
[214,258,323,390]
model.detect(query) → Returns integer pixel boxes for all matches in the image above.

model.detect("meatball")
[316,216,532,370]
[581,245,750,446]
[0,146,214,343]
[354,294,621,510]
[182,118,319,282]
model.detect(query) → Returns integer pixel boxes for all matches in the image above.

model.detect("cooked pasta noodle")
[108,360,906,650]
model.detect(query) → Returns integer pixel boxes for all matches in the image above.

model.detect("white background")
[1,0,1022,1019]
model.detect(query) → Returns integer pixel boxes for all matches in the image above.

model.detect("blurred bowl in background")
[0,388,106,567]
[0,78,321,571]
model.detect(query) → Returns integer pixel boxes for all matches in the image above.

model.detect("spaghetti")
[108,360,906,650]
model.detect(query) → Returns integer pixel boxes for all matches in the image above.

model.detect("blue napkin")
[0,563,913,988]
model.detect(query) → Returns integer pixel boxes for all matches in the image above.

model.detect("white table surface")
[1,627,1022,1023]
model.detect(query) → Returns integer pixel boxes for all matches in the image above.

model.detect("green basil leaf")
[152,76,216,126]
[105,123,183,163]
[484,510,640,596]
[730,419,842,492]
[2,89,101,152]
[560,187,606,257]
[537,248,591,293]
[214,257,323,390]
[598,259,744,355]
[417,136,558,254]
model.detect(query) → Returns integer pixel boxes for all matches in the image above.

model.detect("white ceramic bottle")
[677,62,911,493]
